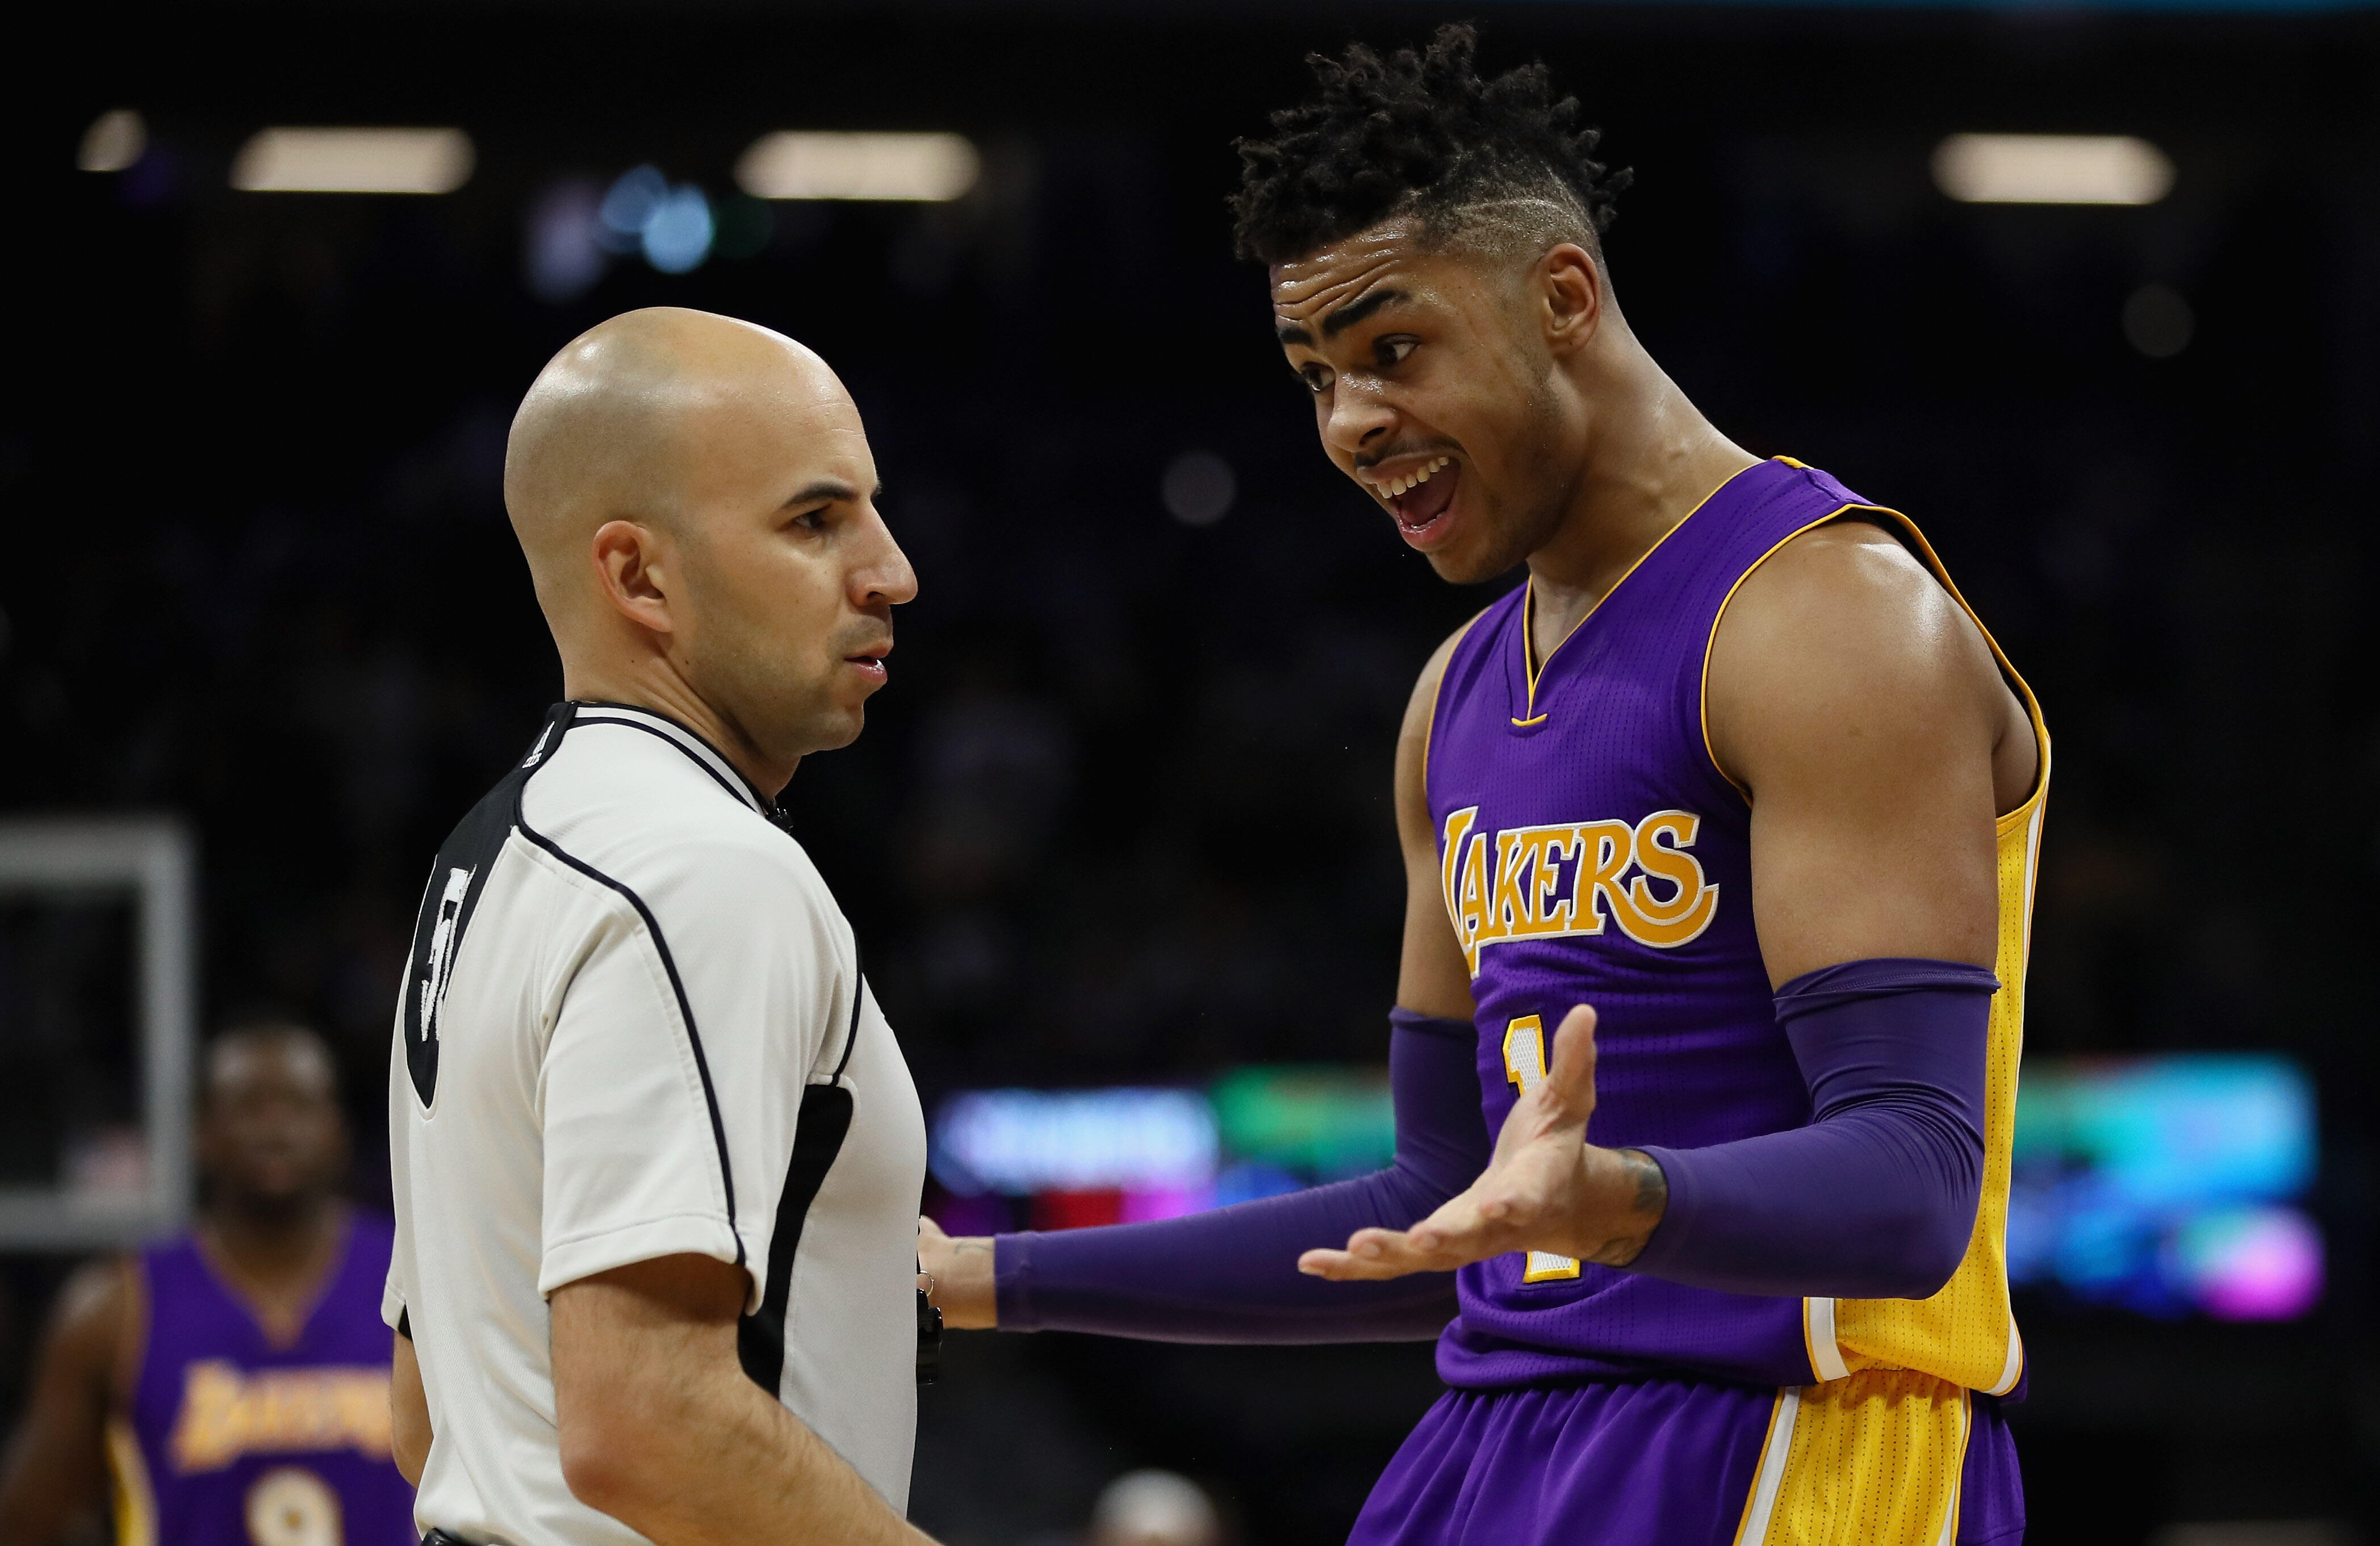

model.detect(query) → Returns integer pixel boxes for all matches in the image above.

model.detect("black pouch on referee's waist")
[423,1533,472,1545]
[917,1280,943,1385]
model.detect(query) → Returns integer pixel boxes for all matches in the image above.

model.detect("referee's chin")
[809,706,868,752]
[778,693,873,761]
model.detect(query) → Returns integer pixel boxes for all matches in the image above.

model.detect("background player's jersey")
[1425,457,2048,1396]
[385,702,926,1544]
[107,1214,418,1546]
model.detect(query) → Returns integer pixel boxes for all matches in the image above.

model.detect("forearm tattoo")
[1583,1150,1668,1268]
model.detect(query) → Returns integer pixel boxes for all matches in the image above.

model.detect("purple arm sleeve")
[1629,958,1998,1300]
[992,1009,1487,1343]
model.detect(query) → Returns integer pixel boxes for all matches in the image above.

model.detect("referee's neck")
[561,670,795,801]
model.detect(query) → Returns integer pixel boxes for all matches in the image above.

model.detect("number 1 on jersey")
[1500,1016,1583,1283]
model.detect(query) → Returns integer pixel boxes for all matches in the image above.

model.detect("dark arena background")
[3,1,2377,1541]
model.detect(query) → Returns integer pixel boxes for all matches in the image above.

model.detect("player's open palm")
[1299,1005,1665,1281]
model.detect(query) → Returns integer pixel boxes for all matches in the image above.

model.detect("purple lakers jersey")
[1426,457,2047,1397]
[108,1213,419,1546]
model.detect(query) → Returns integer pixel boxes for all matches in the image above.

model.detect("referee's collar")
[561,701,776,816]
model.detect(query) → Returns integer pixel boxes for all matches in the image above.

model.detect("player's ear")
[1540,244,1603,358]
[590,518,679,636]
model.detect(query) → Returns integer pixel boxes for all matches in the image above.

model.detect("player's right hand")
[1296,1004,1668,1281]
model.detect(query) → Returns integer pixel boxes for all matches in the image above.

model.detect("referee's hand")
[917,1217,997,1329]
[1296,1004,1668,1281]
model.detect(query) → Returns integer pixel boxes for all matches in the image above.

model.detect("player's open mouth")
[846,644,890,682]
[1374,455,1459,548]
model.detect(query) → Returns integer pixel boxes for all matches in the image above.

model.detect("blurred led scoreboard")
[2007,1054,2321,1321]
[933,1052,2322,1323]
[931,1068,1394,1233]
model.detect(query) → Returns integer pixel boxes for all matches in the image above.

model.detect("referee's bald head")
[504,308,917,791]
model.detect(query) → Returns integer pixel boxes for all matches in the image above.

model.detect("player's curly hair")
[1229,23,1632,267]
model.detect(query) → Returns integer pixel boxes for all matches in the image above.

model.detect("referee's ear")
[589,518,679,637]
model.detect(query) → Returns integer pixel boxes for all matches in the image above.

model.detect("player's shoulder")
[1710,501,2005,749]
[46,1252,136,1362]
[1733,514,1963,657]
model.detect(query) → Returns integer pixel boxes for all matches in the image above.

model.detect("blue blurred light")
[642,186,715,274]
[931,1088,1218,1197]
[598,165,667,252]
[593,166,717,275]
[1213,1162,1303,1208]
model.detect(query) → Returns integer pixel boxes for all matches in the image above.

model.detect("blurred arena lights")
[1161,451,1237,527]
[1931,133,2175,206]
[932,1088,1218,1197]
[2123,283,2197,358]
[735,131,980,202]
[2008,1053,2323,1320]
[231,128,474,194]
[597,165,716,274]
[525,179,609,304]
[77,110,145,173]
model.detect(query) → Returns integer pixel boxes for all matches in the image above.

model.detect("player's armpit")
[0,1257,132,1546]
[1705,520,2026,986]
[550,1255,935,1546]
[1393,618,1487,1021]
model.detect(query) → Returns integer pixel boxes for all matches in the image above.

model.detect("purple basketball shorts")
[1349,1371,2023,1546]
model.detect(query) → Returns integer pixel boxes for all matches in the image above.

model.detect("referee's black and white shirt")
[383,701,927,1542]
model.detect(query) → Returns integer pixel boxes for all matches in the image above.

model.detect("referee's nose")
[848,499,919,613]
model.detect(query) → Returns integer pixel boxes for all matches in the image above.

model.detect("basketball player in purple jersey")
[0,1023,415,1545]
[922,26,2044,1544]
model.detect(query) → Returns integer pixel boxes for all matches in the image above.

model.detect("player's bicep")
[1709,527,2002,984]
[1395,628,1477,1020]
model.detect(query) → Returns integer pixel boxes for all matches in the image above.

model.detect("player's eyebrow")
[1322,287,1408,338]
[1274,287,1410,349]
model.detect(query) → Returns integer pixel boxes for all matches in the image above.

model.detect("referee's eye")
[790,506,830,532]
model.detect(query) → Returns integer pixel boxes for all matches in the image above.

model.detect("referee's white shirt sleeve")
[534,836,840,1309]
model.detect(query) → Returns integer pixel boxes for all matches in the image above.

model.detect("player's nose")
[1323,379,1396,456]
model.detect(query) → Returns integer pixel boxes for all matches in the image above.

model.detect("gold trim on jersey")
[1517,460,1761,722]
[106,1415,159,1546]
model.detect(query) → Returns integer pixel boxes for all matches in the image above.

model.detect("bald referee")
[385,308,939,1545]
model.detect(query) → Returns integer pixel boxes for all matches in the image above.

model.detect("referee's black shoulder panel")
[400,704,572,1107]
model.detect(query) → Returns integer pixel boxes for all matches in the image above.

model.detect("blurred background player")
[0,1020,413,1546]
[926,27,2040,1545]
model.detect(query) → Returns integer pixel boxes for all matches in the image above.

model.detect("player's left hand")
[1296,1003,1667,1281]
